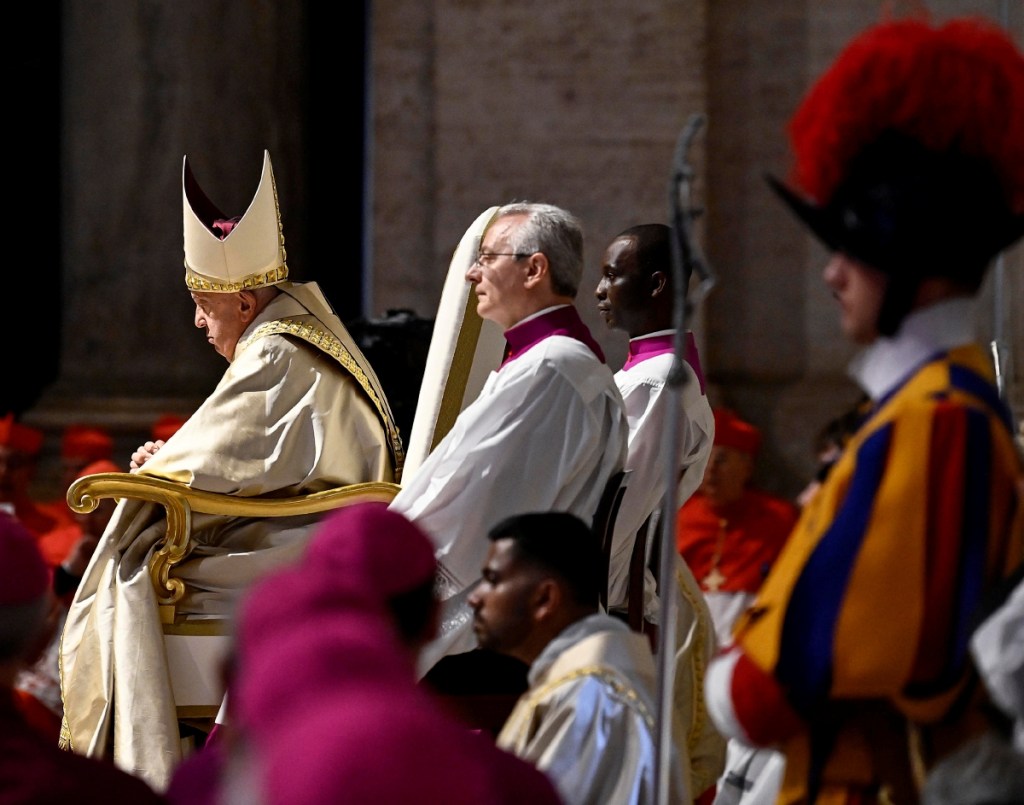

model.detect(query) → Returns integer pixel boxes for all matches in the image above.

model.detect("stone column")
[371,0,709,374]
[28,0,308,496]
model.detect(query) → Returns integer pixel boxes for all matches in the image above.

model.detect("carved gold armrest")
[68,472,401,619]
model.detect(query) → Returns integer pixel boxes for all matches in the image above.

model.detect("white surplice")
[610,334,724,798]
[608,338,714,617]
[390,333,628,677]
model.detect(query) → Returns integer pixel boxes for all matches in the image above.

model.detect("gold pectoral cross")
[703,566,726,592]
[702,517,729,592]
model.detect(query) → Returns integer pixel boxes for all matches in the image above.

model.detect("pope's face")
[465,215,532,330]
[467,538,538,660]
[192,291,249,361]
[823,254,889,344]
[595,236,649,336]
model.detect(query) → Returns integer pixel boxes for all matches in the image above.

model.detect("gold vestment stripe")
[241,318,405,477]
[523,664,655,731]
[431,292,485,453]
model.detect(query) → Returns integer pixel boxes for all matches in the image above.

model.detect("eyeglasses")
[472,251,531,268]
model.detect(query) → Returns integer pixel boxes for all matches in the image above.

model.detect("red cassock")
[676,490,798,594]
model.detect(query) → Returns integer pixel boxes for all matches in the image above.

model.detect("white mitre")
[182,149,289,292]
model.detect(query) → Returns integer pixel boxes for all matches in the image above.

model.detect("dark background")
[6,1,391,419]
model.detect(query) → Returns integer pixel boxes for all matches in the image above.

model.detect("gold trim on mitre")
[183,150,289,292]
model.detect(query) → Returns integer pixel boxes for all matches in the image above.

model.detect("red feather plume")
[788,17,1024,212]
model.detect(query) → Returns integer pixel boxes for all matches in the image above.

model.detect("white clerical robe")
[610,335,723,798]
[59,282,399,792]
[608,338,713,617]
[497,613,687,805]
[390,334,627,677]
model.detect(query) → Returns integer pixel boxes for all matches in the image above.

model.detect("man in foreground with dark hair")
[472,511,684,805]
[167,502,562,805]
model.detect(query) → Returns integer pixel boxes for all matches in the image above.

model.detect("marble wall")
[19,0,1024,500]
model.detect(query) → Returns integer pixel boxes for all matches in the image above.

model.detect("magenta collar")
[502,306,605,368]
[622,331,705,394]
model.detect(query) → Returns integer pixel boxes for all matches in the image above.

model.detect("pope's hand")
[129,440,166,472]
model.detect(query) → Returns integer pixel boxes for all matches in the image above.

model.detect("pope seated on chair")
[59,150,403,792]
[472,511,687,805]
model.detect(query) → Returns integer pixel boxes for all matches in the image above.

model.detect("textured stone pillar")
[704,0,1023,497]
[28,0,308,495]
[24,0,1023,502]
[371,0,709,371]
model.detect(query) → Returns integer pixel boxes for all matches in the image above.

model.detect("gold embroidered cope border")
[240,318,406,477]
[184,263,289,292]
[519,665,655,731]
[675,567,713,758]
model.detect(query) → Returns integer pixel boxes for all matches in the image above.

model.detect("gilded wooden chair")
[67,473,401,724]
